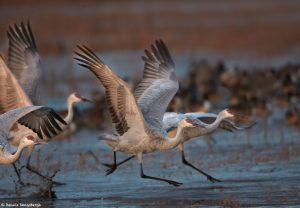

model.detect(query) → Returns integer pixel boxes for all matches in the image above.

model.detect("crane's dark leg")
[102,152,135,175]
[140,163,182,187]
[12,163,24,185]
[104,152,117,175]
[181,149,221,182]
[21,146,65,186]
[26,158,65,186]
[88,150,100,164]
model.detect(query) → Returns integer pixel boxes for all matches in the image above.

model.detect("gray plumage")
[0,107,39,141]
[0,106,66,153]
[134,40,178,135]
[75,43,192,152]
[18,107,67,139]
[163,112,256,133]
[7,21,42,104]
[76,42,202,186]
[0,106,66,166]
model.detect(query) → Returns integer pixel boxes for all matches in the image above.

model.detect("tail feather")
[98,133,119,146]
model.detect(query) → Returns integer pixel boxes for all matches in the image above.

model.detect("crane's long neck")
[155,125,186,151]
[64,97,75,125]
[184,114,224,141]
[0,143,29,164]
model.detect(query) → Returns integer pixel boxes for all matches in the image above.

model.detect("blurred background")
[2,0,300,59]
[1,0,300,128]
[1,0,300,205]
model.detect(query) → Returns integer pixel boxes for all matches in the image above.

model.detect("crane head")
[21,135,37,147]
[70,92,93,103]
[221,108,235,119]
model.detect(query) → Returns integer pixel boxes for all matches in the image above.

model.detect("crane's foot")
[181,152,222,183]
[20,165,66,186]
[102,155,135,176]
[12,163,24,186]
[17,179,25,186]
[140,173,182,187]
[102,163,117,175]
[102,162,115,168]
[49,170,66,186]
[207,175,222,183]
[166,180,182,187]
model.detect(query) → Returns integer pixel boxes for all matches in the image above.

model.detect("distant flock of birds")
[0,21,255,188]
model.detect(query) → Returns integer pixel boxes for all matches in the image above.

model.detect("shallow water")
[1,120,300,207]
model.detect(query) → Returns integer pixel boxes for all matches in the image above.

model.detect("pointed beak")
[233,112,249,119]
[226,108,236,117]
[242,121,257,129]
[227,108,247,118]
[192,119,202,127]
[82,97,94,103]
[36,141,48,145]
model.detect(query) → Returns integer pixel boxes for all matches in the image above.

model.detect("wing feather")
[0,106,65,141]
[75,45,147,136]
[135,40,178,133]
[17,107,67,139]
[0,56,32,113]
[7,21,42,103]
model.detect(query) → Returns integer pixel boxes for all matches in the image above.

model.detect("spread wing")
[0,56,32,114]
[134,40,178,133]
[17,107,67,139]
[75,45,147,136]
[7,21,42,104]
[0,106,66,140]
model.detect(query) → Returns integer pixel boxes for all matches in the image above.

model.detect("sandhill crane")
[103,109,239,182]
[163,111,255,134]
[75,41,200,186]
[0,55,91,181]
[163,109,237,182]
[2,22,92,181]
[0,106,66,183]
[99,40,254,183]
